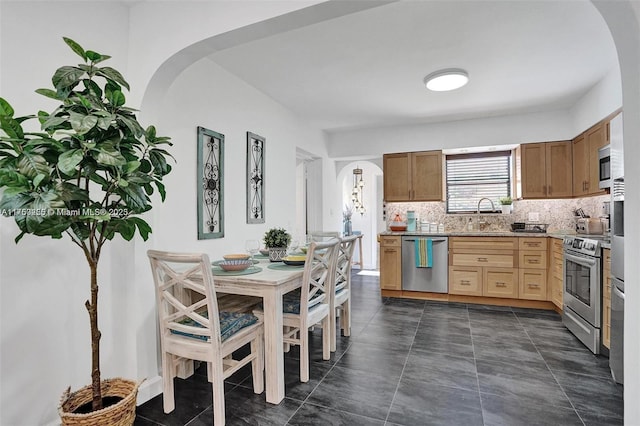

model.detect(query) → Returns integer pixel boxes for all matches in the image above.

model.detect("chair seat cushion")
[256,289,324,315]
[171,310,258,342]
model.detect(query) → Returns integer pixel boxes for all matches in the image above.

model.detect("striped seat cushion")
[171,309,258,342]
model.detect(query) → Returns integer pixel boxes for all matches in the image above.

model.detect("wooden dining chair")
[147,250,264,426]
[254,238,340,382]
[330,234,358,352]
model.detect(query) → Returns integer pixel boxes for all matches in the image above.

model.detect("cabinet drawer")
[380,236,401,247]
[519,269,548,300]
[450,237,517,251]
[519,250,547,269]
[483,268,518,298]
[449,266,483,296]
[519,238,546,251]
[452,253,514,268]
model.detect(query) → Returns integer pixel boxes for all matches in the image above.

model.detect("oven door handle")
[564,251,598,267]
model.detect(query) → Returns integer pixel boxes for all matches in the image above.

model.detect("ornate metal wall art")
[197,126,224,239]
[246,132,265,223]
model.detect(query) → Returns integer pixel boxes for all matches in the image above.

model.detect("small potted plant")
[499,196,513,214]
[263,227,291,262]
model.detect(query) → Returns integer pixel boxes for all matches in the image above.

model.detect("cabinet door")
[484,268,518,298]
[572,134,588,196]
[383,153,410,201]
[449,266,483,296]
[380,246,401,290]
[412,151,443,201]
[546,141,573,198]
[586,123,607,195]
[551,275,563,308]
[519,269,548,300]
[520,143,547,198]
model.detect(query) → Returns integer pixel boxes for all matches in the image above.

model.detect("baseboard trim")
[137,375,163,406]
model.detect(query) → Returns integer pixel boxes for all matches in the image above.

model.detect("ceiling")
[207,0,618,134]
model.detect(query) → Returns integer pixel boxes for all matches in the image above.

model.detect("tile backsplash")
[386,195,609,233]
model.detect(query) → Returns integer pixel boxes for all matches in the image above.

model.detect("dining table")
[211,256,304,404]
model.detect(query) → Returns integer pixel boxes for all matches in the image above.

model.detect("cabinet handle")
[477,257,488,262]
[528,259,540,264]
[460,280,471,286]
[548,185,552,195]
[543,185,547,195]
[384,249,396,253]
[495,282,506,287]
[526,242,538,247]
[528,283,540,288]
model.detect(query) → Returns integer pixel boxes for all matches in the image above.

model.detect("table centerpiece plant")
[263,227,291,262]
[0,37,173,425]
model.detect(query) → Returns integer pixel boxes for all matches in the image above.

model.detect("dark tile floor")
[135,272,623,426]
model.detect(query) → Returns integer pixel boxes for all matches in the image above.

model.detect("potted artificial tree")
[0,38,173,425]
[263,227,291,262]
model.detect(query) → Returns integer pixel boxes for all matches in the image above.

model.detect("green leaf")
[154,180,166,202]
[17,153,51,178]
[58,149,83,175]
[85,50,110,63]
[0,169,29,188]
[33,173,46,188]
[0,98,15,117]
[145,125,157,142]
[69,111,98,135]
[96,66,130,91]
[117,178,129,187]
[94,145,126,167]
[117,219,136,241]
[149,150,168,175]
[41,114,68,131]
[96,115,113,130]
[0,192,32,211]
[119,183,148,211]
[139,159,151,173]
[108,90,125,107]
[130,216,152,241]
[51,66,84,91]
[0,116,24,139]
[124,160,140,173]
[84,80,103,98]
[55,182,90,202]
[116,115,143,138]
[35,88,62,101]
[63,37,86,61]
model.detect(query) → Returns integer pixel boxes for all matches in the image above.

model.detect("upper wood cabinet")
[383,150,442,202]
[519,141,572,199]
[573,121,608,197]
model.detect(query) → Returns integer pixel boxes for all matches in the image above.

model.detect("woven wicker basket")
[58,378,139,426]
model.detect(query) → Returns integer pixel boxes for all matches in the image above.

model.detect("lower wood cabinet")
[549,238,564,309]
[449,237,517,298]
[380,236,402,291]
[603,248,611,348]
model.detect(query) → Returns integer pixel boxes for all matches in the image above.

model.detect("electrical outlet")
[528,212,540,222]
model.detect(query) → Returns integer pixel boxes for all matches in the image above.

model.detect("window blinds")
[446,151,512,213]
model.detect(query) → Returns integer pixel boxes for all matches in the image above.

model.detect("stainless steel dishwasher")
[401,236,449,292]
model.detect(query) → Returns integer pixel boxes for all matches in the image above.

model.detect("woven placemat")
[267,263,304,271]
[211,266,262,276]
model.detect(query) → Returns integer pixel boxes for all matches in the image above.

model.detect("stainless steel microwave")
[599,144,611,189]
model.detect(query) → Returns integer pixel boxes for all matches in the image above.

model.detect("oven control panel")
[563,236,601,256]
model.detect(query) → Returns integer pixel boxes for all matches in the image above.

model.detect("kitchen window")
[446,151,512,213]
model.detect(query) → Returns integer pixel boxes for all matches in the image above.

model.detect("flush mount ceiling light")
[424,68,469,92]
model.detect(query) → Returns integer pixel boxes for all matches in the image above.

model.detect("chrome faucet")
[476,197,496,231]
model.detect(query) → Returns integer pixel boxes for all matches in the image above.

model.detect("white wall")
[327,109,575,158]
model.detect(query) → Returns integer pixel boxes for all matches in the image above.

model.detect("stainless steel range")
[563,235,606,354]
